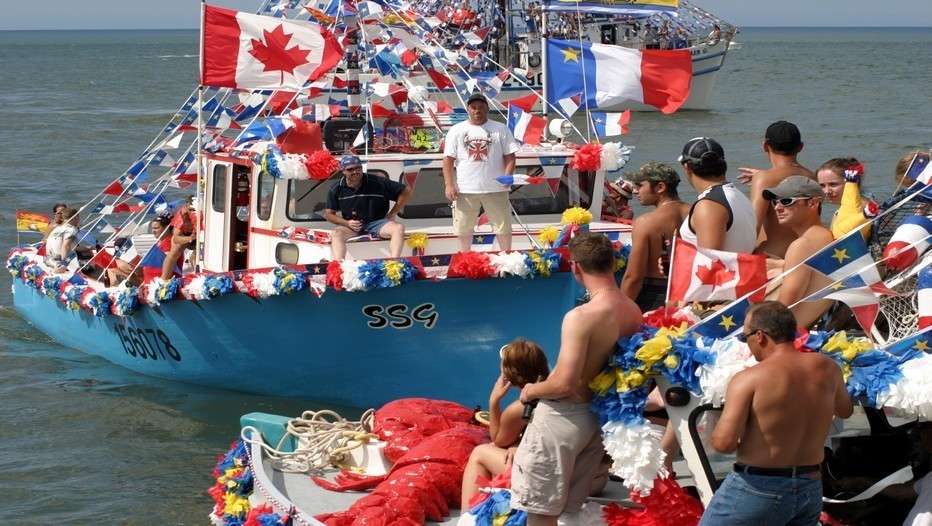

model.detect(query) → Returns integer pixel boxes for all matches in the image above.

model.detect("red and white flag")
[667,238,767,303]
[507,106,546,146]
[201,5,343,90]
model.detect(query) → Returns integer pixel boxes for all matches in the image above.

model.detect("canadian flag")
[201,5,343,90]
[667,238,767,303]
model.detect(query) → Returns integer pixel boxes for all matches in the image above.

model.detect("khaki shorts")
[510,400,605,516]
[452,192,513,236]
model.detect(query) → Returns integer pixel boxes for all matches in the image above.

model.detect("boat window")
[398,166,594,219]
[256,170,274,221]
[211,165,227,213]
[285,170,390,222]
[275,242,299,265]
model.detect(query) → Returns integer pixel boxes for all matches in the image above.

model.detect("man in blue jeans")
[325,155,412,260]
[700,301,853,525]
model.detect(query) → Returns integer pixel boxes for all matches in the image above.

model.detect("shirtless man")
[512,232,641,525]
[620,163,690,312]
[764,176,835,328]
[738,121,816,259]
[700,301,853,526]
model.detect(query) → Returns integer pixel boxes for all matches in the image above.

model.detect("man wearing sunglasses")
[762,176,835,328]
[325,154,413,260]
[701,301,852,526]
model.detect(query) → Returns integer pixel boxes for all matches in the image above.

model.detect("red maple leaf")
[248,25,311,85]
[695,259,735,290]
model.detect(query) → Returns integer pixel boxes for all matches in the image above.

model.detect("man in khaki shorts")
[443,93,520,252]
[512,233,642,524]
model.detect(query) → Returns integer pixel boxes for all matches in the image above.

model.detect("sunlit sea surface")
[0,26,929,523]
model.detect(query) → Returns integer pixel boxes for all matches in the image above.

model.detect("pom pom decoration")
[570,142,602,172]
[357,259,418,290]
[243,503,286,526]
[61,284,87,311]
[110,286,140,317]
[82,289,111,317]
[600,142,633,173]
[6,253,27,276]
[272,266,306,295]
[277,152,310,179]
[146,277,181,306]
[303,150,339,180]
[340,260,368,291]
[613,242,631,273]
[325,260,344,291]
[186,274,235,300]
[489,251,530,278]
[41,275,63,300]
[697,337,755,405]
[208,439,254,526]
[601,421,667,495]
[877,353,932,421]
[537,226,559,247]
[21,263,45,289]
[405,232,428,253]
[449,251,495,280]
[602,475,704,525]
[560,206,593,226]
[524,249,562,278]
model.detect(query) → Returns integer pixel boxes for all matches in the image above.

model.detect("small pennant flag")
[506,106,546,146]
[905,151,932,185]
[692,297,751,340]
[557,92,582,118]
[920,267,932,330]
[590,110,630,136]
[495,174,545,186]
[882,326,932,362]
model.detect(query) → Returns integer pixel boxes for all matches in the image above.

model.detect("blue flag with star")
[691,297,751,340]
[883,327,932,362]
[803,233,886,291]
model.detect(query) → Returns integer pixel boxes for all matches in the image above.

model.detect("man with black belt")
[325,155,412,260]
[700,301,853,525]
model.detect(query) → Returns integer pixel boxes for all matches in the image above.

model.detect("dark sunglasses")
[344,166,363,172]
[770,196,810,208]
[736,329,767,343]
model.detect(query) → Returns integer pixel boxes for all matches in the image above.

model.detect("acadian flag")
[905,151,932,185]
[201,5,343,90]
[803,233,895,333]
[506,106,546,146]
[590,110,630,136]
[556,92,582,118]
[16,211,50,234]
[883,326,932,361]
[692,297,751,340]
[667,238,767,303]
[545,38,691,114]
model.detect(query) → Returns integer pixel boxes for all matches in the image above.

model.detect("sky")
[1,0,930,30]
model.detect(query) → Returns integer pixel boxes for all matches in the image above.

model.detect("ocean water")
[0,26,930,523]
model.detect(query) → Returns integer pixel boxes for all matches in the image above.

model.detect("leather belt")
[734,462,821,477]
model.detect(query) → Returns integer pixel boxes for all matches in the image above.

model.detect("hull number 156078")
[113,324,182,361]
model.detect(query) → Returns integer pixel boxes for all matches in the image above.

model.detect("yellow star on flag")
[513,111,520,119]
[831,248,851,264]
[431,257,441,265]
[476,236,484,243]
[560,47,580,63]
[914,339,930,352]
[831,282,846,291]
[595,118,603,123]
[718,315,736,331]
[549,158,557,164]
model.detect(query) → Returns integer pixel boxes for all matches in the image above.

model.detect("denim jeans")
[361,218,391,237]
[699,471,822,526]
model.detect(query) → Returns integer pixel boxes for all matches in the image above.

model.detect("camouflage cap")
[626,162,681,188]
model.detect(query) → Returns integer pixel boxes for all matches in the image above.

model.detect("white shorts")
[452,192,513,236]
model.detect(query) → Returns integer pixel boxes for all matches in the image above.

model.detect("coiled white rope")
[241,408,376,474]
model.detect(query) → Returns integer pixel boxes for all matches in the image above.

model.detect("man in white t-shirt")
[443,93,521,252]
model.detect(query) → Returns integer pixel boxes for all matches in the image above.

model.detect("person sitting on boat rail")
[443,93,520,253]
[763,176,836,328]
[512,232,641,525]
[700,301,852,526]
[161,197,197,281]
[143,213,173,283]
[678,137,757,253]
[42,203,67,241]
[620,163,691,313]
[325,155,412,260]
[460,338,550,511]
[45,207,79,273]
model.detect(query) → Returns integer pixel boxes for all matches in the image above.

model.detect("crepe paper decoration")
[525,249,562,278]
[146,277,181,306]
[614,242,631,273]
[6,253,27,275]
[571,142,602,171]
[602,474,704,525]
[325,260,344,291]
[41,275,63,300]
[601,420,667,495]
[186,274,236,300]
[62,284,87,311]
[560,206,593,226]
[209,439,255,525]
[490,251,530,278]
[83,290,111,317]
[259,146,338,180]
[600,142,632,173]
[449,251,495,280]
[537,226,559,246]
[243,503,287,526]
[111,286,141,317]
[22,263,45,289]
[406,232,428,250]
[340,260,368,291]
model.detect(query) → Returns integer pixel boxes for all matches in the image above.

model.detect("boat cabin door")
[204,160,251,272]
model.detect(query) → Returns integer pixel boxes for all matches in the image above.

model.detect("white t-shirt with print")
[45,223,78,267]
[444,119,520,194]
